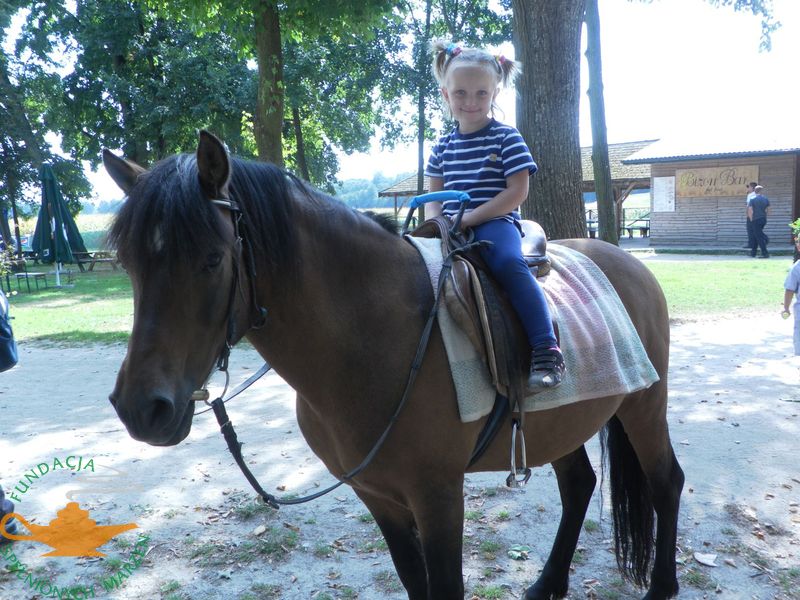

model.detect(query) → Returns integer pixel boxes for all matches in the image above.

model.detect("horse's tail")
[601,414,654,588]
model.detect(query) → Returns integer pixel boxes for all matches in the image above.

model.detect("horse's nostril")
[149,396,176,429]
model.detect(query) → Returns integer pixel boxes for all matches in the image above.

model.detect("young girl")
[782,236,800,355]
[424,41,564,390]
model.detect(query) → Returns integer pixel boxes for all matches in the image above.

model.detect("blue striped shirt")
[425,119,537,221]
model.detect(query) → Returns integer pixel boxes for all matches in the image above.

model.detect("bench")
[16,272,48,292]
[74,251,92,273]
[88,251,119,271]
[624,225,650,238]
[74,251,119,272]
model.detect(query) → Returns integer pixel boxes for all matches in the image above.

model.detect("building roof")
[623,136,800,164]
[378,175,430,198]
[580,139,656,182]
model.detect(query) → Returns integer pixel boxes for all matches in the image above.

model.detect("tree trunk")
[111,53,147,164]
[291,106,310,181]
[416,0,433,199]
[584,0,617,244]
[0,141,24,257]
[512,0,587,240]
[254,0,284,166]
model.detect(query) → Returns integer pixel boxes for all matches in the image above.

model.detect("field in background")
[14,213,115,251]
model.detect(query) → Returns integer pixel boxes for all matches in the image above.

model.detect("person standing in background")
[0,287,17,541]
[782,236,800,356]
[743,181,758,249]
[748,185,770,258]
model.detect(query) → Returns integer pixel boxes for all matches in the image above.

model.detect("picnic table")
[74,251,119,272]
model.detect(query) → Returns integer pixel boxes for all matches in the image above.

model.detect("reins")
[196,192,478,509]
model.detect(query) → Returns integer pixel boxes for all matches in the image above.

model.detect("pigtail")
[431,39,465,84]
[496,55,519,87]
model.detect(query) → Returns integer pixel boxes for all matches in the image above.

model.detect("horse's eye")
[203,252,223,273]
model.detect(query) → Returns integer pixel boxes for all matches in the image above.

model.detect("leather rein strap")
[199,197,482,509]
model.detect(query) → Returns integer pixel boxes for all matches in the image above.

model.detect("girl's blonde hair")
[431,40,519,87]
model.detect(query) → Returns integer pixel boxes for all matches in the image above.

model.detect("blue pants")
[474,219,557,350]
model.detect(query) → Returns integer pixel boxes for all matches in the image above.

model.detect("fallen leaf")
[724,558,737,567]
[507,544,531,560]
[694,552,718,567]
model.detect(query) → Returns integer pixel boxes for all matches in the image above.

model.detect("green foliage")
[704,0,779,51]
[1,1,91,215]
[20,0,256,167]
[789,218,800,240]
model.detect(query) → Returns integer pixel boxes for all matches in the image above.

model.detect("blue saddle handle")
[408,191,470,209]
[402,191,471,235]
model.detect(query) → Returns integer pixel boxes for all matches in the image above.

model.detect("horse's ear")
[196,130,231,199]
[102,149,145,195]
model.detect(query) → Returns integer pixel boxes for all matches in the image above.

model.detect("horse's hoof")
[642,581,679,600]
[523,579,568,600]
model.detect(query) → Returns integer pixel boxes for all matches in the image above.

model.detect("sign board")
[675,165,759,198]
[653,176,675,212]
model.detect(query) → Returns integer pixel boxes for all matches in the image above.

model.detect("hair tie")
[496,54,506,65]
[445,43,462,58]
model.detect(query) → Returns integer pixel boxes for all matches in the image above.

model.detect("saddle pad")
[406,236,660,422]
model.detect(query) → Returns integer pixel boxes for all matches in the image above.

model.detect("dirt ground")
[0,310,799,599]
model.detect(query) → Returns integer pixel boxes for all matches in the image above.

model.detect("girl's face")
[442,65,499,134]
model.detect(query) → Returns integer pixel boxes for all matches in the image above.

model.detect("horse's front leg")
[525,446,596,600]
[353,488,428,599]
[409,478,466,599]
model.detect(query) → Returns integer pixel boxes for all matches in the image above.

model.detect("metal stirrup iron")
[506,418,531,487]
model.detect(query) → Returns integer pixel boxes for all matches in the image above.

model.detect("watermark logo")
[0,455,151,598]
[1,502,137,557]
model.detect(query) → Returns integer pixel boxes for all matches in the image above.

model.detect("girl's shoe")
[528,346,565,390]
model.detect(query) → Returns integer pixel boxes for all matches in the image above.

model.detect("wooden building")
[624,140,800,247]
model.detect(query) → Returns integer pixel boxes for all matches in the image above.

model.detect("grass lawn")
[4,254,793,345]
[642,256,792,320]
[7,268,132,344]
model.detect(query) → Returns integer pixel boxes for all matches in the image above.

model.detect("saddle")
[409,216,555,404]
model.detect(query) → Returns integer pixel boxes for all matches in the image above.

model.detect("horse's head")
[103,132,253,446]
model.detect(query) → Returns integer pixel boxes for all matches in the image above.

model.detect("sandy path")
[0,313,798,599]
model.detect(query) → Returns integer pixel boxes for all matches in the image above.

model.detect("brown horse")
[102,132,683,600]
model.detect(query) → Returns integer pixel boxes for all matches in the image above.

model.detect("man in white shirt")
[743,181,758,248]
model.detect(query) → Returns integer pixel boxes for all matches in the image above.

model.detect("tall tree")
[282,23,403,190]
[513,0,777,241]
[17,0,256,169]
[152,0,395,166]
[512,0,587,240]
[1,2,90,225]
[584,0,616,244]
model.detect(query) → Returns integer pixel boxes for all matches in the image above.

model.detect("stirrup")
[506,418,531,488]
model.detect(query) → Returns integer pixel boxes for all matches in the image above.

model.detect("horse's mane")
[108,153,397,280]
